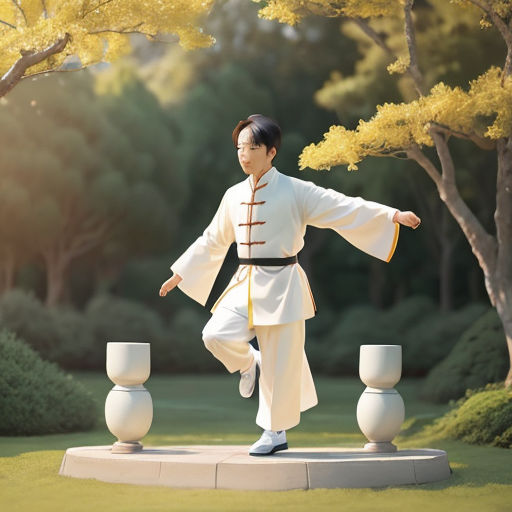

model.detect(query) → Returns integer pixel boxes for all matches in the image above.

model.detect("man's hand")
[393,210,421,229]
[159,274,183,297]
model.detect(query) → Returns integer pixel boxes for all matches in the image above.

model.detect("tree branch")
[430,129,456,188]
[429,129,497,276]
[503,48,512,82]
[11,0,27,26]
[89,22,147,36]
[351,16,395,57]
[466,0,512,79]
[350,15,425,96]
[41,0,48,19]
[0,19,16,29]
[64,215,122,262]
[82,0,114,19]
[429,122,496,151]
[90,25,173,44]
[0,33,71,98]
[403,0,426,96]
[406,144,442,187]
[21,64,89,81]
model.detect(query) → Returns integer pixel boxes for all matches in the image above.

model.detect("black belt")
[238,256,298,266]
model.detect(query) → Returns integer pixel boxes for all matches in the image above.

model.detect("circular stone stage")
[59,445,451,490]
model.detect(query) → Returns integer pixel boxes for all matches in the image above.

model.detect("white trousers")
[202,294,318,431]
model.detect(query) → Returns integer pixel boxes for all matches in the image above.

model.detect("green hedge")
[0,289,96,368]
[0,289,62,361]
[0,287,501,384]
[0,329,97,435]
[420,309,508,403]
[306,297,487,377]
[168,308,223,373]
[84,293,176,371]
[320,305,396,375]
[0,290,179,371]
[403,302,488,376]
[424,384,512,448]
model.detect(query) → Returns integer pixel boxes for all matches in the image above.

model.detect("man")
[159,114,420,456]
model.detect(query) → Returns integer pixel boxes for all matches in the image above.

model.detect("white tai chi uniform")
[171,166,399,431]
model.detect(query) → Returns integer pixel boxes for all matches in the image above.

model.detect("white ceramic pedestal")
[356,345,405,453]
[105,342,153,454]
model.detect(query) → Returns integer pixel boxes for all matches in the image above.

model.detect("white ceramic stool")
[105,342,153,454]
[356,345,405,453]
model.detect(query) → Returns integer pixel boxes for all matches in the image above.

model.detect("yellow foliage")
[451,0,511,29]
[0,0,214,79]
[300,67,512,170]
[387,56,409,75]
[342,0,402,19]
[254,0,401,25]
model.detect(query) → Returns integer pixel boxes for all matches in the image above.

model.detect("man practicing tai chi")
[159,114,421,456]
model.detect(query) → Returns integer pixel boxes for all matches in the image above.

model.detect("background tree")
[0,0,214,97]
[313,0,502,311]
[0,71,175,306]
[256,0,512,386]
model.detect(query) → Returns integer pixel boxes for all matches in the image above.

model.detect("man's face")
[237,126,276,176]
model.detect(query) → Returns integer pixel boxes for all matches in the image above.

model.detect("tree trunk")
[496,298,512,388]
[44,253,69,307]
[495,137,512,387]
[436,135,512,387]
[412,133,512,387]
[2,250,16,293]
[439,207,456,311]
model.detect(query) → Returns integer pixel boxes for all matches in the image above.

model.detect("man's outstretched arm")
[159,273,182,297]
[299,180,420,262]
[392,210,421,229]
[160,189,235,305]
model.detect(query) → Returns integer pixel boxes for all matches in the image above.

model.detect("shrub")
[424,384,512,448]
[50,307,96,369]
[85,293,176,371]
[169,308,222,373]
[0,289,61,360]
[0,329,97,435]
[403,302,488,376]
[420,309,508,403]
[380,295,436,334]
[321,305,396,375]
[304,308,337,373]
[0,289,97,369]
[307,298,489,378]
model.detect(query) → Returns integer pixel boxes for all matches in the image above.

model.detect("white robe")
[171,166,399,326]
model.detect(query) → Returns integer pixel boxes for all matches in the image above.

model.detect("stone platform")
[59,445,451,490]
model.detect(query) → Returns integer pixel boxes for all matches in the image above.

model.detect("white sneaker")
[249,430,288,456]
[239,346,261,398]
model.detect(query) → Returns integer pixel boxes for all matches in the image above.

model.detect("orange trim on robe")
[386,223,400,263]
[248,265,254,328]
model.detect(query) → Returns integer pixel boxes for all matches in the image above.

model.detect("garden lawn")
[0,374,510,512]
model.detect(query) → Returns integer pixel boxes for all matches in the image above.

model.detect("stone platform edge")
[59,445,451,491]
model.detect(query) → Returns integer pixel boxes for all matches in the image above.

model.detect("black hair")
[232,114,282,155]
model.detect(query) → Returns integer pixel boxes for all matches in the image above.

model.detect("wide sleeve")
[300,180,400,262]
[170,190,235,305]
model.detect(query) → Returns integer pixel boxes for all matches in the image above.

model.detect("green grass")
[1,373,511,512]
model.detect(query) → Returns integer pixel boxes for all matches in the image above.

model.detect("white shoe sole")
[249,442,288,456]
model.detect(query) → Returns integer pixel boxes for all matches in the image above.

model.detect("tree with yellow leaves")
[0,0,214,97]
[256,0,512,388]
